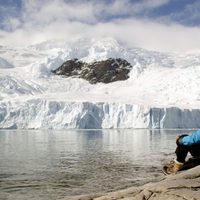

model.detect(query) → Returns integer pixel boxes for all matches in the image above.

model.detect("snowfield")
[0,38,200,129]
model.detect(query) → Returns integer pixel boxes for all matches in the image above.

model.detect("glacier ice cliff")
[1,100,200,129]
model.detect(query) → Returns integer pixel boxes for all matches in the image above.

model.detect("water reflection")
[0,129,193,200]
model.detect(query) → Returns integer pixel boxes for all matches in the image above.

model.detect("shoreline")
[65,165,200,200]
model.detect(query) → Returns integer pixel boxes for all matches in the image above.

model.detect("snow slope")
[0,38,200,129]
[0,57,13,68]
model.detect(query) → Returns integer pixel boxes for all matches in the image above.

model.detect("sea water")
[0,129,192,200]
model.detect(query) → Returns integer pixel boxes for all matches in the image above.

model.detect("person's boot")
[164,159,184,174]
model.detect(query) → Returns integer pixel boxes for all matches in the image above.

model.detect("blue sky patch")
[0,0,200,31]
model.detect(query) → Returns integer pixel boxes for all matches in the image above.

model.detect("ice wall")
[0,100,200,129]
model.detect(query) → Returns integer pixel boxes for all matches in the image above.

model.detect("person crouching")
[164,129,200,174]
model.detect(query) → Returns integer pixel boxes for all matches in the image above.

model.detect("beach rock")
[64,165,200,200]
[51,58,132,84]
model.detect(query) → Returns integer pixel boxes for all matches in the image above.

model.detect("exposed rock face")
[66,166,200,200]
[51,58,132,84]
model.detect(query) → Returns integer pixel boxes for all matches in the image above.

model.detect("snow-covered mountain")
[0,38,200,129]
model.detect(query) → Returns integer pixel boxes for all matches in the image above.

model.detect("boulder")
[51,58,132,84]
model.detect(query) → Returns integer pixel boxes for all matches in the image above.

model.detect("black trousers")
[175,143,200,170]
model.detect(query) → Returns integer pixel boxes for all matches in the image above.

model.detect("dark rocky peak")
[52,58,132,84]
[52,58,83,76]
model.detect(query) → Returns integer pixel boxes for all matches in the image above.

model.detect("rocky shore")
[65,165,200,200]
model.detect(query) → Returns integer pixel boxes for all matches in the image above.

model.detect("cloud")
[19,0,171,25]
[21,0,97,24]
[0,0,200,53]
[88,19,200,53]
[90,0,171,20]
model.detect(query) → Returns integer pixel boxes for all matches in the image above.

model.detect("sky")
[0,0,200,52]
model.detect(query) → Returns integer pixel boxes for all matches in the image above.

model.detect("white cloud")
[1,0,200,53]
[88,19,200,53]
[21,0,96,24]
[88,0,171,19]
[19,0,172,25]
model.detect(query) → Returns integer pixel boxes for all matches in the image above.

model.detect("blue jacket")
[179,129,200,146]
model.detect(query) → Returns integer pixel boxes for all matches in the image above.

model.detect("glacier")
[0,38,200,129]
[1,100,200,129]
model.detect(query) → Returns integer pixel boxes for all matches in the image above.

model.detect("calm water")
[0,129,192,200]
